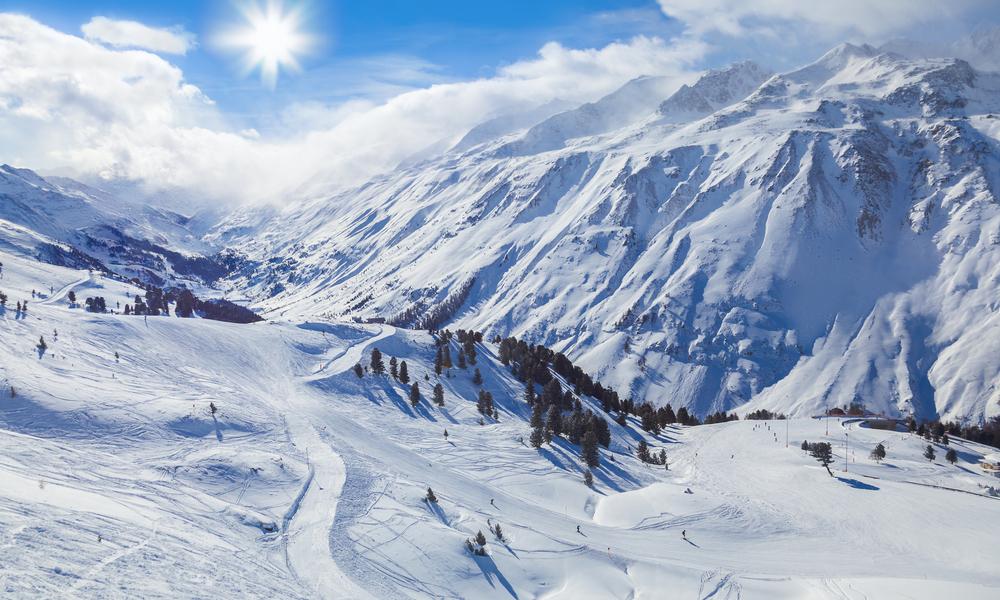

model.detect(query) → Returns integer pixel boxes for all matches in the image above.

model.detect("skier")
[443,429,449,440]
[682,529,686,540]
[490,498,496,507]
[576,525,581,534]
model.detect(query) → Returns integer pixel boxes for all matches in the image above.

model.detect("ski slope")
[1,250,999,599]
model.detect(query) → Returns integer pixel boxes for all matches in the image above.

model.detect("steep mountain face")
[213,46,1000,423]
[211,46,1000,423]
[0,165,229,285]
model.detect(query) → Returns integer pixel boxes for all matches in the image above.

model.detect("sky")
[0,0,997,204]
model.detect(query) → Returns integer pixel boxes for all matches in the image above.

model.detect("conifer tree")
[443,345,453,368]
[457,351,467,369]
[475,530,487,547]
[546,405,562,437]
[426,487,438,503]
[399,360,410,384]
[801,439,810,451]
[371,348,385,375]
[581,430,600,468]
[636,440,650,463]
[530,403,544,429]
[353,363,364,378]
[433,383,445,406]
[530,426,544,448]
[945,448,957,464]
[524,383,535,405]
[584,469,594,487]
[870,443,886,463]
[434,347,443,375]
[389,356,398,379]
[493,523,504,541]
[409,382,420,407]
[810,442,834,476]
[473,368,483,386]
[924,444,936,462]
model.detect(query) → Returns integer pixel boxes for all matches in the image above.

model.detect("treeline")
[907,416,1000,450]
[496,334,739,435]
[117,285,262,324]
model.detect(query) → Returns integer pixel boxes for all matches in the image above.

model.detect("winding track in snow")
[280,324,395,600]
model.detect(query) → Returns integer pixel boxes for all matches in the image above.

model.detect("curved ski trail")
[280,325,394,600]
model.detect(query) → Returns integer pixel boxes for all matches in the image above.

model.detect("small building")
[827,407,846,417]
[980,453,1000,472]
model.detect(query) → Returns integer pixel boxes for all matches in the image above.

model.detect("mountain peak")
[657,60,772,119]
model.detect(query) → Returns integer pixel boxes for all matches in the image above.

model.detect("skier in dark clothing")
[682,530,686,539]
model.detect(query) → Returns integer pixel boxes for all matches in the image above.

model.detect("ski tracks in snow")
[279,324,395,600]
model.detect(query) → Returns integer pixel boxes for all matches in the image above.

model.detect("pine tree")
[524,383,535,405]
[530,403,544,428]
[581,430,600,468]
[529,426,544,448]
[583,469,594,487]
[371,348,385,375]
[389,356,398,379]
[473,368,483,386]
[36,336,47,352]
[433,383,445,406]
[546,405,562,437]
[870,443,886,463]
[399,360,410,384]
[657,449,667,466]
[475,530,487,547]
[810,442,834,476]
[409,382,420,407]
[924,444,936,462]
[801,439,810,451]
[434,347,443,375]
[426,487,438,503]
[493,523,504,541]
[353,363,364,378]
[636,440,651,463]
[945,448,957,464]
[457,351,467,369]
[443,345,453,368]
[68,290,76,303]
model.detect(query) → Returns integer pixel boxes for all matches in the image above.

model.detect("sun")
[220,1,314,88]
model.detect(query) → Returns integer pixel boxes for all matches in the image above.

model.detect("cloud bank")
[0,13,705,204]
[82,16,195,55]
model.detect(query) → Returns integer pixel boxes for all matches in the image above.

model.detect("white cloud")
[658,0,990,41]
[82,16,194,55]
[0,13,707,205]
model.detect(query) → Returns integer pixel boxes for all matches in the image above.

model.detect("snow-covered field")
[2,251,999,599]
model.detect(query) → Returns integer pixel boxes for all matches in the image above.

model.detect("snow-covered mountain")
[0,164,228,286]
[212,45,1000,424]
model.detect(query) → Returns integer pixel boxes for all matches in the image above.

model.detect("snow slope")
[213,47,1000,423]
[2,249,999,598]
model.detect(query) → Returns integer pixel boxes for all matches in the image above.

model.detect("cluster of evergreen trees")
[476,389,495,418]
[121,284,261,323]
[526,377,610,468]
[84,296,107,313]
[744,409,786,420]
[635,440,668,466]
